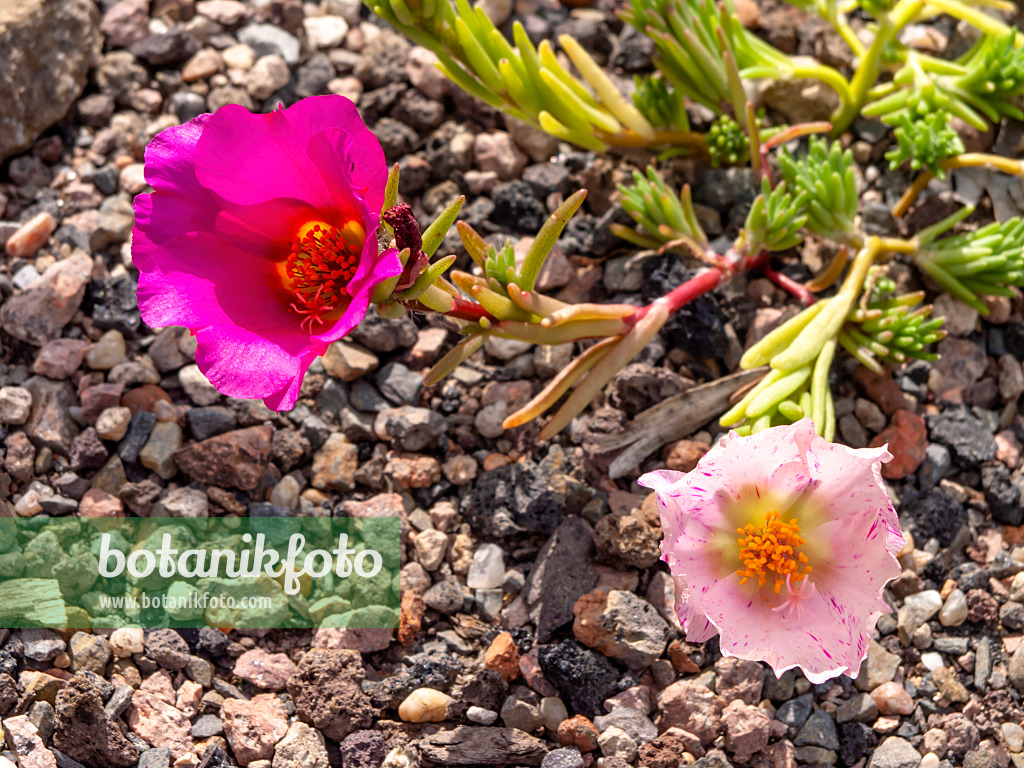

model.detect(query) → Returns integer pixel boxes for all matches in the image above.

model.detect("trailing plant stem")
[832,0,925,134]
[893,153,1024,216]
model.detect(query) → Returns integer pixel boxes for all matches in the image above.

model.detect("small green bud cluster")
[707,115,749,168]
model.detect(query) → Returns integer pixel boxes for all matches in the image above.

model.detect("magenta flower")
[639,419,904,683]
[133,96,402,410]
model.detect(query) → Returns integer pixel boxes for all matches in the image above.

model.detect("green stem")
[834,19,865,60]
[791,62,853,108]
[831,0,924,134]
[925,0,1022,42]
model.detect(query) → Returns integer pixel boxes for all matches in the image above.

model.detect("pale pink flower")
[639,418,904,683]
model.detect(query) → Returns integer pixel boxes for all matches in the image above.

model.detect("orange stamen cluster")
[286,223,359,331]
[736,510,812,594]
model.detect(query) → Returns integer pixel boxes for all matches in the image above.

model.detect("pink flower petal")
[135,96,395,411]
[138,231,324,404]
[641,419,903,683]
[135,114,217,244]
[310,246,402,346]
[704,577,860,683]
[307,126,387,221]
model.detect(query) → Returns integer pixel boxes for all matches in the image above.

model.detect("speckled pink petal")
[642,419,902,683]
[707,500,899,683]
[704,576,859,684]
[802,438,903,556]
[665,554,718,642]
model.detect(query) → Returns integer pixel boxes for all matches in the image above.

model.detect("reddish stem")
[662,267,725,314]
[762,266,817,306]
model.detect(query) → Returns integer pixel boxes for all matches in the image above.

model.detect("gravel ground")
[2,1,1024,768]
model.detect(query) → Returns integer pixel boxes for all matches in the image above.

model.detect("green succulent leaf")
[632,74,690,131]
[739,178,809,255]
[954,32,1024,123]
[884,111,965,179]
[616,167,708,246]
[777,137,857,243]
[841,273,946,372]
[484,242,518,289]
[619,0,786,116]
[915,213,1024,314]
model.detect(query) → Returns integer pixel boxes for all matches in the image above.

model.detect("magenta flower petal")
[134,115,217,245]
[640,419,905,683]
[133,95,401,410]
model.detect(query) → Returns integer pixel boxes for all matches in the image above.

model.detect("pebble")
[139,421,183,479]
[868,737,921,768]
[238,23,301,65]
[247,54,291,99]
[1002,723,1024,753]
[920,652,944,671]
[572,589,671,669]
[272,721,329,768]
[96,406,133,441]
[442,453,477,485]
[870,410,927,479]
[22,629,66,662]
[1008,641,1024,692]
[501,691,544,732]
[156,487,208,517]
[79,487,124,517]
[196,0,248,24]
[323,340,379,380]
[2,715,55,768]
[0,386,32,425]
[311,433,358,491]
[597,726,638,762]
[413,528,448,571]
[182,48,222,82]
[222,42,256,70]
[269,475,301,510]
[466,706,499,725]
[221,694,289,765]
[398,688,451,723]
[33,338,89,379]
[467,543,505,589]
[128,690,193,758]
[5,212,56,258]
[539,696,568,731]
[178,364,220,405]
[85,329,126,370]
[304,15,349,48]
[484,632,520,682]
[896,589,942,641]
[939,588,968,626]
[870,682,915,716]
[109,627,144,658]
[233,649,297,691]
[475,402,508,438]
[474,131,528,181]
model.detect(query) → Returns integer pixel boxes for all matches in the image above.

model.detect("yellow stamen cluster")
[736,510,812,593]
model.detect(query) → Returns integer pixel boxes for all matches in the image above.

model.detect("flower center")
[285,220,363,331]
[736,510,812,594]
